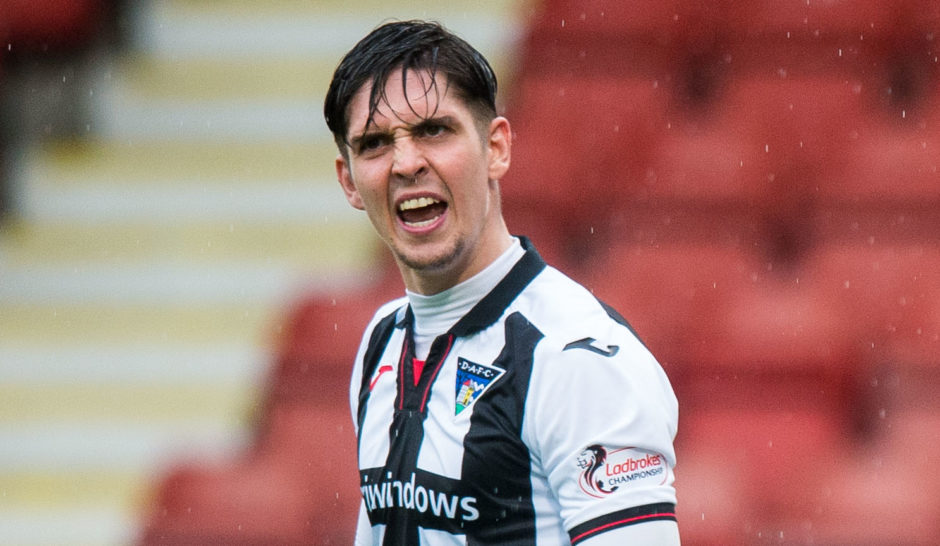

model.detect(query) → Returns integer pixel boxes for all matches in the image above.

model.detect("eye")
[357,134,389,153]
[416,122,448,138]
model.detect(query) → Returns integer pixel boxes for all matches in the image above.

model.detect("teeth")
[399,197,440,211]
[406,217,438,228]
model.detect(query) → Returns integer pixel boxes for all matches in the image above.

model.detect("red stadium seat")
[797,277,940,544]
[0,0,104,50]
[264,263,403,407]
[715,0,904,40]
[528,0,715,39]
[521,0,721,74]
[674,283,865,540]
[589,242,753,367]
[502,74,670,268]
[141,265,404,545]
[804,445,940,545]
[804,243,940,344]
[819,111,940,206]
[139,404,360,546]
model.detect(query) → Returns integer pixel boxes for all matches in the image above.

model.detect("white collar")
[406,238,525,337]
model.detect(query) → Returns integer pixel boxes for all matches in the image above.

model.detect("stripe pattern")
[568,503,678,545]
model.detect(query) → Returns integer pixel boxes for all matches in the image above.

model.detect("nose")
[391,136,428,181]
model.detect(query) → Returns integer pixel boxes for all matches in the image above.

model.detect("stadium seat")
[139,404,360,546]
[818,110,940,207]
[714,0,903,40]
[502,74,670,268]
[675,278,866,538]
[141,265,404,545]
[588,242,753,366]
[264,263,403,407]
[520,0,722,72]
[804,243,940,344]
[527,0,715,38]
[0,0,105,51]
[797,281,940,544]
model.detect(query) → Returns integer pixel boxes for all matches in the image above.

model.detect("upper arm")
[524,331,679,542]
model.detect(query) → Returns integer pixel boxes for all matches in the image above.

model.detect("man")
[324,20,679,544]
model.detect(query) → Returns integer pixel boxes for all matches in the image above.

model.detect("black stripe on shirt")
[568,503,677,545]
[449,236,546,337]
[357,309,401,446]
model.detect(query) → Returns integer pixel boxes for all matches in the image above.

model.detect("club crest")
[455,358,504,415]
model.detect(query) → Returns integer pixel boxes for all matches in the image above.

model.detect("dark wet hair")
[323,20,498,153]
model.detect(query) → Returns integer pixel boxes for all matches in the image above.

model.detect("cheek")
[351,167,391,209]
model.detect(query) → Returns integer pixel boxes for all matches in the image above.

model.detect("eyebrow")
[349,129,384,151]
[349,115,460,150]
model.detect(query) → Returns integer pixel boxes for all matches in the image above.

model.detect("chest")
[358,328,517,477]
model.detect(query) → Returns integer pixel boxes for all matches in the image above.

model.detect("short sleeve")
[522,329,679,539]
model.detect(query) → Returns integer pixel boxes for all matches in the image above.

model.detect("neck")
[401,224,514,296]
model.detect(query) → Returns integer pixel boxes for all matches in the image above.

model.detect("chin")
[395,239,465,274]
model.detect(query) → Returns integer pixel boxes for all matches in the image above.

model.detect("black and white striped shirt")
[351,238,678,544]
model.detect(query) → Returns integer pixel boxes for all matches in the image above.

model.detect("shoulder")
[361,296,408,339]
[513,266,650,363]
[352,295,407,373]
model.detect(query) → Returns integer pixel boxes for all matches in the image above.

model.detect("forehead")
[346,69,466,133]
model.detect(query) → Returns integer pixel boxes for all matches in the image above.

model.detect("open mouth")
[397,196,448,228]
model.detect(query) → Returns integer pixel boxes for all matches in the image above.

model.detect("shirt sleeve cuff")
[568,502,677,545]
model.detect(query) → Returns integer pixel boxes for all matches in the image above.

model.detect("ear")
[486,116,512,181]
[335,153,365,210]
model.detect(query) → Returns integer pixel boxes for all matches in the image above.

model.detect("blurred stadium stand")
[0,1,526,545]
[503,0,940,544]
[2,0,938,544]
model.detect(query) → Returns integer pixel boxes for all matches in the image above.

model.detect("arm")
[579,519,680,545]
[525,327,680,544]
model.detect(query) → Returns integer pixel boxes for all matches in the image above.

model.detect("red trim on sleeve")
[568,503,677,545]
